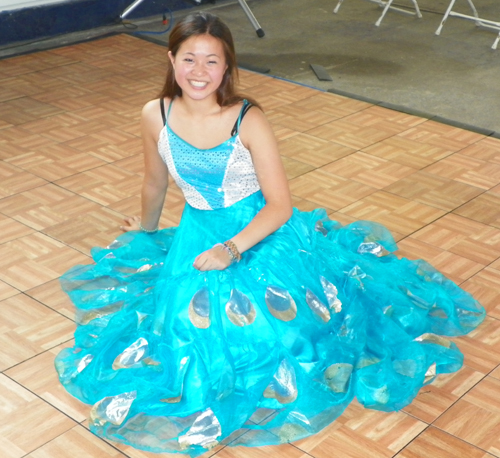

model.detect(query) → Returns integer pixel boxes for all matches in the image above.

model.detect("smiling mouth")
[189,80,208,88]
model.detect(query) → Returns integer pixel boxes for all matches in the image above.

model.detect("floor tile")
[433,376,500,456]
[0,232,89,290]
[5,342,88,422]
[395,427,493,458]
[24,425,128,458]
[0,374,76,458]
[403,366,485,424]
[0,293,74,371]
[340,191,446,237]
[294,400,426,458]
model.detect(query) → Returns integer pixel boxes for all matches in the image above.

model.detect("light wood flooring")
[1,34,500,458]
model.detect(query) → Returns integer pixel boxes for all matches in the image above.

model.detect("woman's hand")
[193,245,232,271]
[121,216,141,232]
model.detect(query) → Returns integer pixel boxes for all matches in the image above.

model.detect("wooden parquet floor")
[1,34,500,458]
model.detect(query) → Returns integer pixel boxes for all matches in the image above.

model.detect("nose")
[192,61,206,76]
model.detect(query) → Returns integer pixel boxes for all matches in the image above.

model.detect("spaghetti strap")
[160,98,174,126]
[160,98,166,125]
[231,100,253,137]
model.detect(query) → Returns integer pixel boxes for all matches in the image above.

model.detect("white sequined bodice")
[157,102,261,210]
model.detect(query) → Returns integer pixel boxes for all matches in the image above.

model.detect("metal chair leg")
[237,0,265,37]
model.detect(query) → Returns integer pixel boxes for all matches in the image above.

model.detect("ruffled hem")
[55,193,485,456]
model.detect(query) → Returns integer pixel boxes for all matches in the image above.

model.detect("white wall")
[0,0,67,11]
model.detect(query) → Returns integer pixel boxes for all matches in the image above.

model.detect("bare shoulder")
[239,104,275,149]
[141,97,170,140]
[142,97,170,120]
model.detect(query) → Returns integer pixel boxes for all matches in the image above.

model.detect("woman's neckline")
[163,122,239,152]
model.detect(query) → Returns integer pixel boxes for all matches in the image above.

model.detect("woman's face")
[169,34,228,102]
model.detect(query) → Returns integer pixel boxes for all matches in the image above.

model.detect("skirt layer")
[56,191,485,456]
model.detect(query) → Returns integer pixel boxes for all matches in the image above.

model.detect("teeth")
[190,81,208,88]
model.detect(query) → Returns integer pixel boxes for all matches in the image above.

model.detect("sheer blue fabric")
[55,110,485,456]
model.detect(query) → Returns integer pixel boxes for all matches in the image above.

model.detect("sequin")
[320,276,342,313]
[265,286,297,322]
[225,289,256,326]
[358,242,389,257]
[263,359,298,404]
[306,289,330,322]
[189,288,211,329]
[414,333,451,348]
[324,363,353,393]
[178,408,221,450]
[90,391,136,427]
[424,362,437,383]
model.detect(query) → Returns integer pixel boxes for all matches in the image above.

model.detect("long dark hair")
[159,12,259,108]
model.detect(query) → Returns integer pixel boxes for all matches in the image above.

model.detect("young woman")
[56,12,485,456]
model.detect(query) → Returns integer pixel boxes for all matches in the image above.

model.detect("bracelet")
[139,223,159,233]
[223,240,241,263]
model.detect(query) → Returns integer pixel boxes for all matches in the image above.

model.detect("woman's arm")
[194,107,292,270]
[122,99,169,232]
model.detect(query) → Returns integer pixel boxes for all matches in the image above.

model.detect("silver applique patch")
[320,276,342,312]
[90,391,137,426]
[424,362,437,384]
[265,286,297,322]
[189,287,211,329]
[112,337,149,370]
[178,408,222,450]
[358,242,389,257]
[263,359,298,404]
[324,363,353,393]
[414,333,451,348]
[315,220,328,236]
[306,289,331,322]
[225,289,256,327]
[160,356,190,404]
[346,265,367,290]
[76,354,94,373]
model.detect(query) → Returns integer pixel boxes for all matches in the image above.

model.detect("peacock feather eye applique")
[305,289,331,323]
[265,286,297,322]
[112,337,149,370]
[90,391,137,427]
[325,363,353,393]
[225,289,256,326]
[178,408,222,450]
[263,359,298,404]
[189,287,211,329]
[320,276,342,313]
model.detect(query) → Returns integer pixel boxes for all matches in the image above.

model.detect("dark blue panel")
[0,0,195,46]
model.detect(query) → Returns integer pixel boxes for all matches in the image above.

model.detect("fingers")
[193,247,231,271]
[120,216,141,232]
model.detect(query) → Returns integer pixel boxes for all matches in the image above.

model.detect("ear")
[168,51,175,66]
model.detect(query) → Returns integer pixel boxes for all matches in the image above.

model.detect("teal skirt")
[55,191,484,456]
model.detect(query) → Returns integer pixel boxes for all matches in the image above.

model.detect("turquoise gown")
[55,100,485,456]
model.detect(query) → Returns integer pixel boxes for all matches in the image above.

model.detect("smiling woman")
[54,11,485,458]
